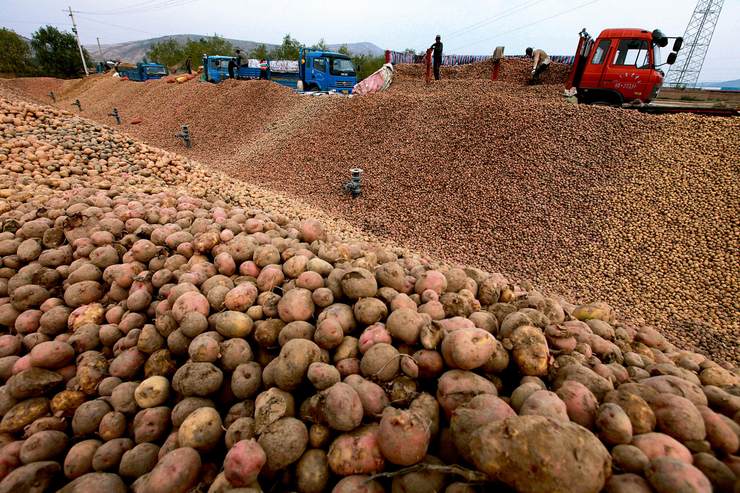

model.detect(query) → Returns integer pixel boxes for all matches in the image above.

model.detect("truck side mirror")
[667,52,677,65]
[673,38,683,52]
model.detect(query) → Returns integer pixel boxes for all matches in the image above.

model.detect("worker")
[259,59,269,80]
[526,47,551,82]
[184,56,192,75]
[235,49,246,67]
[227,57,236,79]
[429,35,443,80]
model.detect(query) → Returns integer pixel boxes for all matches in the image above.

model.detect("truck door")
[311,57,327,91]
[601,39,653,102]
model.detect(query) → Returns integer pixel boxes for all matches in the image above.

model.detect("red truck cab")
[567,28,682,105]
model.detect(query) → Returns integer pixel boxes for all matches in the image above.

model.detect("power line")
[74,14,161,36]
[73,0,201,16]
[449,0,602,53]
[0,19,73,26]
[445,0,548,41]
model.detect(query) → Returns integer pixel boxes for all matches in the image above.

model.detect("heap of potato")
[0,97,739,493]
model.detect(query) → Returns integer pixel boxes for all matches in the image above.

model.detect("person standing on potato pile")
[430,35,443,80]
[184,56,192,75]
[526,47,551,82]
[227,57,236,79]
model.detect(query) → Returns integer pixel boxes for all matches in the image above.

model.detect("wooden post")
[491,46,505,81]
[425,48,433,84]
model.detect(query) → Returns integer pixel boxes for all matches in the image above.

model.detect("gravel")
[1,65,737,364]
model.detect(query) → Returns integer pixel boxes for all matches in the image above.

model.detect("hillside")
[84,34,383,62]
[698,78,740,89]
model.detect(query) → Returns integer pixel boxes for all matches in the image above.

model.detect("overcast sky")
[2,0,738,81]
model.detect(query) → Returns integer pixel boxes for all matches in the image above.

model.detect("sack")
[353,63,394,96]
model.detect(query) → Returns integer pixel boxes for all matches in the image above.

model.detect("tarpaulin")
[353,63,394,96]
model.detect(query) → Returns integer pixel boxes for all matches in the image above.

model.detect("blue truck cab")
[202,49,357,93]
[299,49,356,93]
[118,63,168,81]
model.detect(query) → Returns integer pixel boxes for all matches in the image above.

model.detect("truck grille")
[335,81,353,88]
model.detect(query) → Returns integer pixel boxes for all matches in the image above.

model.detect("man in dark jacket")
[430,35,443,80]
[227,58,236,79]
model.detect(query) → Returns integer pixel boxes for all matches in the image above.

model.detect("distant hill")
[83,35,384,63]
[697,78,740,89]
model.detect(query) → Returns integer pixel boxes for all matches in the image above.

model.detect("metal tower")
[665,0,724,88]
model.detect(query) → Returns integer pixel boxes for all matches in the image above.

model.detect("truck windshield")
[146,66,167,75]
[614,39,650,68]
[329,57,355,76]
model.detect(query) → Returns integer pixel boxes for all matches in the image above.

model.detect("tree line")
[146,34,386,81]
[0,25,388,81]
[0,26,93,78]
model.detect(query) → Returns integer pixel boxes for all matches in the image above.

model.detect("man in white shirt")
[526,47,551,81]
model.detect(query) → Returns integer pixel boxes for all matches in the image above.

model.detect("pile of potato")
[0,96,739,493]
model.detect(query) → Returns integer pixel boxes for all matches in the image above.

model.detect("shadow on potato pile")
[0,92,738,493]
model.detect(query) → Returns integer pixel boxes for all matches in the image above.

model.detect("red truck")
[566,28,682,105]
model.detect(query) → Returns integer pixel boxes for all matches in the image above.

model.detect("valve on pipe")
[175,125,191,148]
[343,168,363,198]
[108,108,121,125]
[72,99,82,111]
[48,91,56,103]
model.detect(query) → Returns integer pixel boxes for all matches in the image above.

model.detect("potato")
[631,432,692,464]
[224,283,258,311]
[451,394,515,462]
[277,288,314,323]
[652,393,706,442]
[328,424,385,476]
[436,370,497,418]
[604,474,653,493]
[692,453,736,493]
[172,405,219,450]
[92,437,134,471]
[188,333,220,362]
[255,388,295,433]
[360,343,400,382]
[28,340,74,369]
[98,412,127,441]
[604,389,656,434]
[641,375,707,407]
[209,311,253,338]
[72,399,112,436]
[645,457,711,493]
[145,447,201,493]
[520,390,569,422]
[340,268,377,299]
[307,362,341,390]
[133,407,170,444]
[611,444,649,474]
[0,461,60,493]
[344,375,390,418]
[180,312,208,338]
[172,362,223,396]
[508,324,549,376]
[555,380,598,429]
[596,403,633,445]
[697,405,739,455]
[378,407,430,466]
[224,439,266,487]
[296,449,329,493]
[353,298,387,326]
[333,475,385,493]
[134,376,169,408]
[254,319,286,349]
[220,338,253,371]
[64,439,102,479]
[225,418,256,449]
[108,348,145,379]
[273,339,322,391]
[440,327,495,371]
[471,415,611,493]
[6,367,62,399]
[19,430,67,463]
[110,382,140,415]
[258,417,308,472]
[279,321,315,346]
[553,363,614,400]
[231,362,262,400]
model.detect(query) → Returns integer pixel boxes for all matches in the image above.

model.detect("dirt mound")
[394,58,571,85]
[7,72,738,363]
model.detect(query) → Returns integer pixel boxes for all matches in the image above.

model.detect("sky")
[2,0,738,81]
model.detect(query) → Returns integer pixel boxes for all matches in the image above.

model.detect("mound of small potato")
[0,95,738,493]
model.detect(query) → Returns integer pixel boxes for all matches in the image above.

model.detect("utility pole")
[97,37,104,59]
[68,6,89,76]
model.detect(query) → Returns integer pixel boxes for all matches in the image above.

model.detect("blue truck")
[202,48,357,93]
[118,63,169,82]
